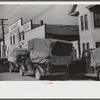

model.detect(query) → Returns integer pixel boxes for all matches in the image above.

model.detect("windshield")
[83,51,91,58]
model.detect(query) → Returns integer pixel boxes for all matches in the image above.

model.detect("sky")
[0,5,78,38]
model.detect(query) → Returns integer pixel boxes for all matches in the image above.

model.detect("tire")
[98,71,100,80]
[9,63,13,72]
[68,64,76,78]
[19,67,24,76]
[35,69,42,80]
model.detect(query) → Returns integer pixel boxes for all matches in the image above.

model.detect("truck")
[68,47,100,80]
[19,38,74,80]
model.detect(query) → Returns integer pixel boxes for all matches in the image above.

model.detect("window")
[83,51,90,58]
[22,32,25,40]
[13,35,15,45]
[10,36,12,45]
[96,42,100,48]
[84,14,88,30]
[86,43,90,50]
[82,43,85,51]
[81,16,84,30]
[94,13,100,28]
[19,33,21,41]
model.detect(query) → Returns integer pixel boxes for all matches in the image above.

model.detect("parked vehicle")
[0,57,9,72]
[68,47,100,80]
[19,38,74,80]
[7,48,29,72]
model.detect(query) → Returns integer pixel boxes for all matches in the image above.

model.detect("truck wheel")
[19,67,24,76]
[98,71,100,80]
[9,63,13,72]
[35,69,42,80]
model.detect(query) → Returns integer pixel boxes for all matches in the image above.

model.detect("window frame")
[13,35,15,45]
[10,36,12,45]
[94,12,100,28]
[84,14,88,30]
[80,16,84,31]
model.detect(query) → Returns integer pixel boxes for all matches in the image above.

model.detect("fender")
[9,62,14,69]
[96,66,100,77]
[34,64,45,76]
[19,63,28,71]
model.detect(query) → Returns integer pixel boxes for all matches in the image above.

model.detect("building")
[0,5,79,57]
[69,5,100,55]
[1,21,79,57]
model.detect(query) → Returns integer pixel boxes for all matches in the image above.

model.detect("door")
[25,59,34,72]
[82,51,94,74]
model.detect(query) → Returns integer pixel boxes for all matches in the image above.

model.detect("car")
[7,48,29,72]
[0,57,9,72]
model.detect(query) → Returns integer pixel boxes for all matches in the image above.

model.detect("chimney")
[40,20,43,25]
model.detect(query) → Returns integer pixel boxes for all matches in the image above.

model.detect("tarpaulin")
[28,38,73,65]
[90,47,100,67]
[8,48,28,63]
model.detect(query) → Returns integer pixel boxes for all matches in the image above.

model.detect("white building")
[1,20,45,57]
[69,5,100,55]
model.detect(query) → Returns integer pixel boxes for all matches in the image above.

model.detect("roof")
[33,24,79,36]
[68,5,79,16]
[86,5,100,12]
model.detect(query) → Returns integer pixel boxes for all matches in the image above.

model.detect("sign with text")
[20,20,32,33]
[9,28,19,36]
[9,18,22,33]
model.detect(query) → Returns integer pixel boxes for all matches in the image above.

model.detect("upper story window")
[84,14,88,30]
[94,13,100,28]
[22,32,25,40]
[10,36,12,45]
[19,33,21,41]
[80,16,84,30]
[13,35,15,45]
[80,14,88,31]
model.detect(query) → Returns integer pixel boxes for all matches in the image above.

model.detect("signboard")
[9,28,19,36]
[20,20,32,33]
[9,18,22,33]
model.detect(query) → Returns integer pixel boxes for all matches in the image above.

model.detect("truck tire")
[19,66,24,76]
[68,64,76,78]
[9,62,13,72]
[35,68,42,80]
[98,71,100,80]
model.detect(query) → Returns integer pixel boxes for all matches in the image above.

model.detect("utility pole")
[0,19,8,57]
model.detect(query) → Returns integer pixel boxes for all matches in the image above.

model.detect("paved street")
[0,72,98,81]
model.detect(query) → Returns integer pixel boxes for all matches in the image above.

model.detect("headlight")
[21,56,24,59]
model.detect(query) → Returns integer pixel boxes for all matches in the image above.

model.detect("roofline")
[86,5,96,9]
[68,5,79,16]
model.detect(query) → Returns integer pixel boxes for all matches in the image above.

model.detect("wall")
[20,25,45,49]
[77,5,94,55]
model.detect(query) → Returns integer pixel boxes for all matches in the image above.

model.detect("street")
[0,71,98,81]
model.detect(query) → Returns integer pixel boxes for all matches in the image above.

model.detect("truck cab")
[68,49,100,80]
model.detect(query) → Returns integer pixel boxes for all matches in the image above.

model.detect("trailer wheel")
[19,67,24,76]
[35,69,42,80]
[98,71,100,80]
[9,63,13,72]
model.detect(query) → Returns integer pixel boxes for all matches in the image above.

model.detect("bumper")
[45,72,66,76]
